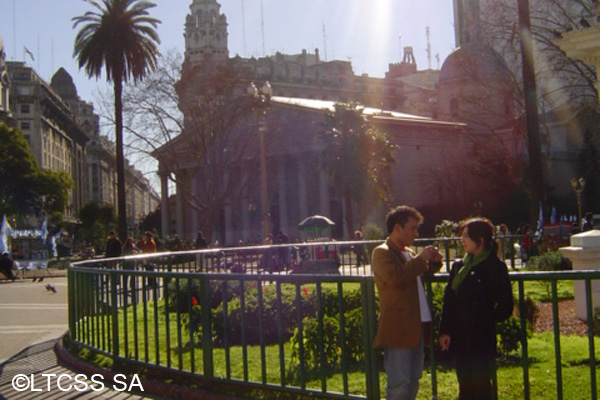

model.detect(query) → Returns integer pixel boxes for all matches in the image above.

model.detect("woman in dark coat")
[439,218,514,400]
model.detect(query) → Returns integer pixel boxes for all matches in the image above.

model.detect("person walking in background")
[195,231,208,249]
[353,230,366,268]
[439,218,514,400]
[582,212,594,231]
[122,237,139,291]
[104,231,122,270]
[372,206,443,400]
[104,231,122,258]
[194,231,208,271]
[520,224,534,266]
[0,252,16,281]
[495,223,509,261]
[139,231,157,289]
[139,231,157,253]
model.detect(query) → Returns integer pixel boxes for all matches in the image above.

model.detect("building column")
[242,200,250,242]
[223,170,233,245]
[319,170,330,217]
[175,179,184,238]
[160,171,169,238]
[225,205,233,246]
[191,169,200,236]
[278,161,288,233]
[298,160,308,219]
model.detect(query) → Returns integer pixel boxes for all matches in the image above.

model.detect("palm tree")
[73,0,160,241]
[319,103,395,238]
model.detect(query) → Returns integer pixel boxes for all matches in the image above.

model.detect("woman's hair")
[124,237,135,247]
[459,217,496,250]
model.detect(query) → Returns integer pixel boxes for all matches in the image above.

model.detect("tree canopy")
[0,123,73,219]
[73,0,161,242]
[318,103,395,237]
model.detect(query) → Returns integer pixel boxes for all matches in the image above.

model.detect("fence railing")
[78,233,570,276]
[68,238,598,400]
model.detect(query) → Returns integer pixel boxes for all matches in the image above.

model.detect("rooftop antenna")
[322,22,328,61]
[12,0,16,60]
[398,34,402,59]
[260,0,265,56]
[37,33,40,73]
[241,0,247,57]
[426,26,432,69]
[435,53,440,69]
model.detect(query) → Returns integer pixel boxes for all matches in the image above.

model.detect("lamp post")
[248,81,273,241]
[571,177,586,228]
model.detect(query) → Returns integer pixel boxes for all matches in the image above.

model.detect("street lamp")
[571,177,586,228]
[247,81,273,241]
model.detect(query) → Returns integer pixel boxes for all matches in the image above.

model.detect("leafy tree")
[0,123,42,216]
[479,0,600,211]
[73,0,161,242]
[0,123,73,219]
[77,200,117,252]
[114,52,257,239]
[318,103,395,237]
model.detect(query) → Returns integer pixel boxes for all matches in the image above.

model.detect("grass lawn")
[75,282,599,400]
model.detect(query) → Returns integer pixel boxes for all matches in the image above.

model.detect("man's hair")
[108,231,116,236]
[386,206,423,234]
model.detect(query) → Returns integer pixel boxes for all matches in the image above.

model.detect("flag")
[536,202,544,235]
[0,215,14,254]
[50,228,62,258]
[24,46,35,62]
[551,206,557,225]
[40,217,48,244]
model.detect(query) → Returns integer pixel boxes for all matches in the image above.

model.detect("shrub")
[527,251,572,271]
[212,283,315,346]
[497,315,522,356]
[515,295,540,331]
[288,288,371,379]
[167,278,241,312]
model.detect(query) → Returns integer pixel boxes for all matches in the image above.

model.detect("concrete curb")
[53,336,247,400]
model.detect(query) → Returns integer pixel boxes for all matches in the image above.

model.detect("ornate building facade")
[0,34,14,126]
[154,0,476,244]
[6,62,159,227]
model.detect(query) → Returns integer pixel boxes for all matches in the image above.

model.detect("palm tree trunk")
[114,76,127,242]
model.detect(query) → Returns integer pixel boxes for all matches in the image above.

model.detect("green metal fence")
[68,239,599,399]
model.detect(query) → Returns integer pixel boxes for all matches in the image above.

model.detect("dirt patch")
[533,299,593,336]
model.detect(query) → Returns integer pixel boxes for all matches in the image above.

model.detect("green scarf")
[451,250,490,291]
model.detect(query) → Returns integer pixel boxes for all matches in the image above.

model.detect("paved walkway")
[0,274,161,399]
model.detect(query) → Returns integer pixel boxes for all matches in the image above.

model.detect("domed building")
[0,33,14,125]
[437,0,519,132]
[437,42,518,131]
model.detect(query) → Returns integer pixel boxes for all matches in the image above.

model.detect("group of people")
[373,205,513,400]
[104,230,157,258]
[104,230,158,291]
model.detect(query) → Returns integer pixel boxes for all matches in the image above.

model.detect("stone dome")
[439,42,512,86]
[50,68,78,99]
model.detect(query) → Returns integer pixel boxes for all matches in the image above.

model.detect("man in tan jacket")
[372,206,443,400]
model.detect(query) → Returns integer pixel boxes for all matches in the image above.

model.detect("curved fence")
[68,237,599,400]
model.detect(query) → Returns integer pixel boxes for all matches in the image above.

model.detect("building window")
[21,104,31,114]
[24,135,31,145]
[21,121,31,130]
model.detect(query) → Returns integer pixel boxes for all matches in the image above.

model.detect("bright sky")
[1,0,457,106]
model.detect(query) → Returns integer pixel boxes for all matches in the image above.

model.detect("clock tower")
[184,0,229,65]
